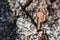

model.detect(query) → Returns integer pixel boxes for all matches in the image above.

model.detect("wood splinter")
[36,12,44,32]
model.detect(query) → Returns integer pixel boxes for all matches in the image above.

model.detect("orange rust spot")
[36,12,44,32]
[37,12,44,19]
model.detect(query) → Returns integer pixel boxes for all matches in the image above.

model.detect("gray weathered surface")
[0,0,60,40]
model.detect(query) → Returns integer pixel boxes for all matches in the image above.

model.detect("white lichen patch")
[16,17,37,36]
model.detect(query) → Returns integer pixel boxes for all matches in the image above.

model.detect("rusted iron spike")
[36,12,44,32]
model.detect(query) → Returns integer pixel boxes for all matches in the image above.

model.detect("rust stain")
[36,12,44,32]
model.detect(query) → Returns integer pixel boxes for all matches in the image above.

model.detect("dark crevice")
[41,33,49,40]
[23,0,32,9]
[50,0,56,3]
[47,5,54,16]
[17,1,37,26]
[23,10,37,26]
[19,0,32,9]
